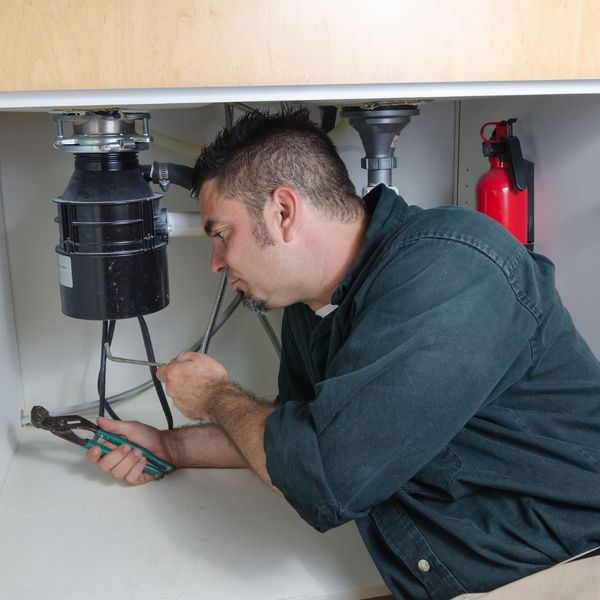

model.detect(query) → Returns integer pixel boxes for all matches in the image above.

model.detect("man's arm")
[206,380,277,489]
[156,352,278,490]
[87,416,247,485]
[164,421,248,469]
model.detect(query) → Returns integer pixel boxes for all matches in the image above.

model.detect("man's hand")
[86,417,173,485]
[157,351,229,421]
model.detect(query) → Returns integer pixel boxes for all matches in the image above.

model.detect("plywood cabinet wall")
[1,0,599,92]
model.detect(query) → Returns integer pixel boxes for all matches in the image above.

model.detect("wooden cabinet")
[1,0,599,92]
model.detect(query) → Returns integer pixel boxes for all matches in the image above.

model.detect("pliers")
[30,405,176,479]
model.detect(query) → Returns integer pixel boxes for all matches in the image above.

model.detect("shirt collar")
[331,184,408,305]
[314,303,338,318]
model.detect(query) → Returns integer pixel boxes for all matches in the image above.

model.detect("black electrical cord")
[138,315,174,430]
[98,320,120,420]
[107,319,116,345]
[98,322,107,417]
[104,320,120,420]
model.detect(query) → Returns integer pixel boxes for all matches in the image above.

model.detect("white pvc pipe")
[151,130,204,157]
[167,211,204,237]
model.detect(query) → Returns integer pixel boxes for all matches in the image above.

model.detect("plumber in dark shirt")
[88,108,600,600]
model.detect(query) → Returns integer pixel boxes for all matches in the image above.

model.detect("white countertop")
[0,404,388,600]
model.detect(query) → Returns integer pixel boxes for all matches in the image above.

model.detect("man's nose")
[210,244,226,274]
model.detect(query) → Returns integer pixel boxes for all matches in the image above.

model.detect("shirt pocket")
[401,444,463,500]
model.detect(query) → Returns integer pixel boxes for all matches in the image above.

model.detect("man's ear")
[270,185,300,242]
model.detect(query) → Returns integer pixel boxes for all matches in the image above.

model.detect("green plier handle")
[86,431,176,479]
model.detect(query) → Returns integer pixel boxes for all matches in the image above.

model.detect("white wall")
[457,95,600,357]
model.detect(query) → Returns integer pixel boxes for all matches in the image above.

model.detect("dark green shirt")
[264,185,600,599]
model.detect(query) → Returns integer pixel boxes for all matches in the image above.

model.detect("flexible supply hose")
[256,312,281,358]
[200,271,228,354]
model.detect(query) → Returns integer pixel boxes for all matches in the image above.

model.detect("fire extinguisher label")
[57,254,73,288]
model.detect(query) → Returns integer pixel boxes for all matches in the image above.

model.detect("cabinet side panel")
[0,157,24,491]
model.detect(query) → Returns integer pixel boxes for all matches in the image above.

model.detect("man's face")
[199,179,289,312]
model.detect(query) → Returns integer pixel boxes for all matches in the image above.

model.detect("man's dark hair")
[192,107,363,224]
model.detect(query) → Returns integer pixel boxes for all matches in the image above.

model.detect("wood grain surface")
[0,1,598,91]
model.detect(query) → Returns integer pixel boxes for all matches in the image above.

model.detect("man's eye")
[215,231,225,240]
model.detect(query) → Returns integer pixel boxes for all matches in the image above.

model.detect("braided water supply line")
[200,271,228,354]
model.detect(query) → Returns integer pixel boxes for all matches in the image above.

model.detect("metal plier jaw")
[30,405,175,479]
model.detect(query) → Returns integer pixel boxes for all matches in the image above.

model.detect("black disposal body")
[55,152,169,320]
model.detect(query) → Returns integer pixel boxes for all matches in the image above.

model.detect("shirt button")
[417,559,431,573]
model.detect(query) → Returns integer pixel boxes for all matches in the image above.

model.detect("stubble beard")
[241,292,269,315]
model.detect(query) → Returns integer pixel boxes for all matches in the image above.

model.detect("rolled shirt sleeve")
[265,236,540,532]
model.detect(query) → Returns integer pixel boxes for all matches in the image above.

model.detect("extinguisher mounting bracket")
[505,136,528,191]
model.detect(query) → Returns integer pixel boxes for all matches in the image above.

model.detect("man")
[88,108,600,599]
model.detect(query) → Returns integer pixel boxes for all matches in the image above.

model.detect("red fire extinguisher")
[476,119,534,249]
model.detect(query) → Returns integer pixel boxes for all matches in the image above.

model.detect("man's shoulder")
[399,203,512,243]
[386,203,528,273]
